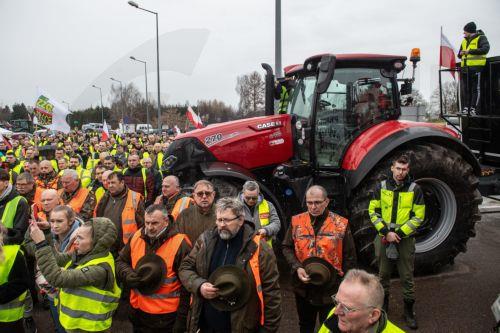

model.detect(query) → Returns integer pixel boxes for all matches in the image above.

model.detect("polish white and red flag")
[186,106,204,129]
[102,119,110,141]
[440,29,457,79]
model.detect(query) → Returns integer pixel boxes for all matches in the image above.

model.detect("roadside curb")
[480,197,500,214]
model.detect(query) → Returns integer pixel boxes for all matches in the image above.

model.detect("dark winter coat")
[179,223,282,333]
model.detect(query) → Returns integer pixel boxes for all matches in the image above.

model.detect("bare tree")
[236,71,265,118]
[430,81,459,118]
[402,89,428,108]
[109,83,147,123]
[196,99,236,123]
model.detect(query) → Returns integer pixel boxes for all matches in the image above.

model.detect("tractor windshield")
[289,68,396,167]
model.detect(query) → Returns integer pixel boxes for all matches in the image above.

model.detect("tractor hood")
[174,114,293,170]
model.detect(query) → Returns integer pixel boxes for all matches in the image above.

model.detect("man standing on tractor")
[368,154,425,330]
[458,21,490,115]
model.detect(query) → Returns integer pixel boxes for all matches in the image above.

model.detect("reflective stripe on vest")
[156,152,164,169]
[121,190,142,244]
[58,253,121,331]
[318,306,405,333]
[278,86,289,114]
[0,245,27,322]
[58,188,89,214]
[258,200,273,247]
[249,234,265,326]
[129,231,190,314]
[1,196,25,229]
[291,211,348,275]
[461,36,487,67]
[171,196,193,221]
[379,182,424,237]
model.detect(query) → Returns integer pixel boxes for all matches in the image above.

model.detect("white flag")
[34,88,71,133]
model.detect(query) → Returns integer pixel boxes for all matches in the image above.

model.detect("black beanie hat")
[464,22,476,33]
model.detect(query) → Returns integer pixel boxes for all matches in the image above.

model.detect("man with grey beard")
[179,197,282,332]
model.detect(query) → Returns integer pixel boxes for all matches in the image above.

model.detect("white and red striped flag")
[186,106,204,129]
[102,119,110,141]
[440,29,457,79]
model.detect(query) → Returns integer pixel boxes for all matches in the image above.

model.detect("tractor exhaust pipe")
[262,63,275,116]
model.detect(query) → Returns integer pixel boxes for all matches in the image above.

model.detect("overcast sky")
[0,0,498,110]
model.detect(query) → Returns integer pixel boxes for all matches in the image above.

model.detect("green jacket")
[35,217,118,294]
[368,177,425,238]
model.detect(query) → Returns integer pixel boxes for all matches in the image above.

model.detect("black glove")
[125,271,143,288]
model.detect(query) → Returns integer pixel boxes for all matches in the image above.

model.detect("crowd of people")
[0,129,424,333]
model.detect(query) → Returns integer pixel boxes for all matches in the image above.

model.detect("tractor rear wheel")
[349,143,482,273]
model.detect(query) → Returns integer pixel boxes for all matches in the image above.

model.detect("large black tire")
[349,143,482,273]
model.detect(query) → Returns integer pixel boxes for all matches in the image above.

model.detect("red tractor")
[163,51,481,273]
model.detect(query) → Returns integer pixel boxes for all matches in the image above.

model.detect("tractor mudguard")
[343,123,481,191]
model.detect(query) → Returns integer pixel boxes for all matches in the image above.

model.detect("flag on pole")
[34,88,71,133]
[0,133,12,150]
[440,28,457,79]
[186,106,204,129]
[102,119,110,141]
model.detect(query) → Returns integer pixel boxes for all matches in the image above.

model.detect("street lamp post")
[110,77,125,127]
[128,1,162,132]
[91,85,104,124]
[130,56,150,133]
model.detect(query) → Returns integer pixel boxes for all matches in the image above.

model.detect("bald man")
[154,175,193,220]
[36,160,60,190]
[282,185,357,333]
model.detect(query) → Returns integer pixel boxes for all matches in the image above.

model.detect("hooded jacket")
[35,217,118,293]
[238,192,281,238]
[179,223,282,333]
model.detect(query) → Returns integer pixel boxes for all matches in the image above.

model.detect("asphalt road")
[32,213,500,333]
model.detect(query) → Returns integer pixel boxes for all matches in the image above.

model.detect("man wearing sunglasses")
[238,180,281,247]
[177,180,217,244]
[282,185,357,333]
[318,269,403,333]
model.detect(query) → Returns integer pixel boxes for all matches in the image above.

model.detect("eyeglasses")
[306,199,326,206]
[331,294,376,315]
[216,216,240,225]
[194,191,213,198]
[244,196,258,201]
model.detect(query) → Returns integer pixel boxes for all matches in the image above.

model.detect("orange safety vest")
[291,211,348,275]
[121,190,142,244]
[129,231,191,314]
[171,196,194,221]
[249,234,265,326]
[58,188,89,214]
[33,187,44,206]
[32,203,48,221]
[36,176,59,190]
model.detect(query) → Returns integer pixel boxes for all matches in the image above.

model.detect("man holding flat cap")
[117,204,192,333]
[282,185,357,333]
[179,197,282,333]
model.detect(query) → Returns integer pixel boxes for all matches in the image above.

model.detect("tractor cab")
[285,58,402,168]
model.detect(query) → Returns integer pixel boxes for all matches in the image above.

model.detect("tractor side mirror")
[316,55,336,94]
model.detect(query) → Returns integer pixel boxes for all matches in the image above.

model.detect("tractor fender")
[199,161,286,221]
[343,124,481,191]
